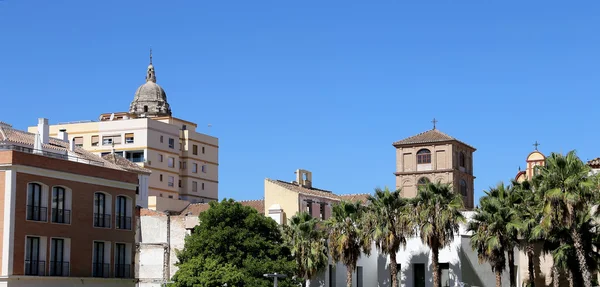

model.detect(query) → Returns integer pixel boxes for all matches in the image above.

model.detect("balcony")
[92,263,110,278]
[26,206,47,222]
[25,260,45,276]
[114,264,131,278]
[51,208,71,224]
[49,261,69,276]
[93,213,111,228]
[116,216,132,230]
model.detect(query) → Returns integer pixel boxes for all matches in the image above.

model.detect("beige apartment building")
[393,126,476,209]
[28,53,218,212]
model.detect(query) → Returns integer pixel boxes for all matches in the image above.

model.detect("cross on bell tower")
[431,118,438,130]
[533,141,540,151]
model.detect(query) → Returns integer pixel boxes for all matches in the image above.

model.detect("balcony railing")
[49,261,69,276]
[0,144,104,166]
[25,260,45,276]
[26,206,47,222]
[93,213,111,228]
[114,264,131,278]
[51,208,71,224]
[92,263,110,278]
[116,216,132,230]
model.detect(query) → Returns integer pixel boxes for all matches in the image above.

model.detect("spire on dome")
[146,48,156,83]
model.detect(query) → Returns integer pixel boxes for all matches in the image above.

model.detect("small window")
[319,203,325,220]
[201,182,205,190]
[417,149,431,164]
[74,137,83,147]
[182,162,187,170]
[91,135,99,146]
[168,195,173,199]
[102,135,121,146]
[192,163,198,173]
[440,263,450,287]
[459,152,466,168]
[125,133,134,144]
[168,176,174,187]
[192,181,197,192]
[160,136,163,143]
[143,106,148,113]
[168,157,174,168]
[417,177,430,190]
[193,145,198,155]
[178,180,182,188]
[159,174,163,182]
[201,165,207,173]
[460,179,467,196]
[168,138,175,149]
[158,154,163,162]
[202,146,205,154]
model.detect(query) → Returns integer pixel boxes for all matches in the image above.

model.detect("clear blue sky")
[1,1,598,203]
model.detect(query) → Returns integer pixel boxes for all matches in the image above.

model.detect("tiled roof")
[179,199,265,216]
[588,158,600,168]
[339,193,371,204]
[266,179,340,200]
[139,208,167,216]
[393,129,475,150]
[102,153,152,174]
[0,122,123,170]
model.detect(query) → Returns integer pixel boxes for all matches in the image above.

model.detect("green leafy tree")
[535,151,597,287]
[325,200,370,287]
[411,182,464,287]
[363,187,412,287]
[171,199,296,287]
[282,212,328,287]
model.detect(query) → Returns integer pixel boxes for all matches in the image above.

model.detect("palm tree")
[363,187,412,287]
[535,151,597,287]
[510,180,541,287]
[411,182,465,287]
[325,200,370,287]
[282,212,329,287]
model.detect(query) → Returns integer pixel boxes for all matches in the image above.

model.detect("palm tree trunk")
[390,253,399,287]
[571,228,593,287]
[496,270,503,287]
[552,265,560,287]
[566,268,574,287]
[527,244,535,287]
[432,247,440,287]
[508,249,516,287]
[346,266,352,287]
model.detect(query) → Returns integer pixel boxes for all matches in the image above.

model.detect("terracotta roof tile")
[266,179,340,200]
[393,129,475,150]
[140,208,166,216]
[339,193,371,204]
[588,158,600,168]
[102,153,152,174]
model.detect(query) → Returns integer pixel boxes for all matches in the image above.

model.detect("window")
[417,177,430,190]
[158,154,163,162]
[168,195,173,199]
[159,174,163,182]
[116,196,131,230]
[168,176,174,187]
[192,163,198,173]
[178,180,182,188]
[168,138,175,149]
[329,265,336,287]
[202,146,205,154]
[115,243,130,278]
[193,145,198,155]
[51,187,70,224]
[396,264,401,285]
[414,263,425,287]
[50,238,68,276]
[459,152,466,168]
[440,263,450,287]
[125,133,134,144]
[94,193,110,228]
[417,149,431,164]
[306,200,312,215]
[201,165,207,173]
[101,151,123,157]
[125,151,144,163]
[160,135,164,143]
[91,135,99,147]
[320,203,325,220]
[460,180,468,196]
[25,236,43,275]
[73,137,83,147]
[102,135,121,145]
[93,242,108,278]
[168,157,174,168]
[182,161,187,169]
[192,181,198,192]
[356,266,363,287]
[201,182,205,190]
[27,183,46,222]
[143,105,148,113]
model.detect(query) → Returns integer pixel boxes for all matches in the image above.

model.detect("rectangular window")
[440,263,450,287]
[329,264,336,287]
[193,145,198,155]
[168,138,175,149]
[125,151,144,163]
[168,157,174,168]
[306,201,312,215]
[93,242,108,278]
[27,183,46,222]
[356,266,363,287]
[102,135,121,145]
[192,163,198,173]
[414,263,425,287]
[202,182,205,190]
[192,181,197,192]
[168,195,173,199]
[115,243,129,278]
[396,264,401,285]
[52,187,70,224]
[201,165,207,173]
[116,196,131,230]
[159,154,163,162]
[202,146,205,154]
[91,135,99,146]
[50,238,68,276]
[168,176,174,187]
[178,180,182,188]
[25,236,43,275]
[74,137,83,147]
[125,133,134,144]
[159,174,163,182]
[94,193,110,228]
[160,135,164,143]
[182,161,187,169]
[320,203,325,220]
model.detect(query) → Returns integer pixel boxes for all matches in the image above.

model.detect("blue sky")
[0,1,597,203]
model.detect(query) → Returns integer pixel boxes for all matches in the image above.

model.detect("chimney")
[37,118,49,145]
[57,129,68,142]
[69,138,75,151]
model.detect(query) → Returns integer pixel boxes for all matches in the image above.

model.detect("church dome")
[129,55,172,117]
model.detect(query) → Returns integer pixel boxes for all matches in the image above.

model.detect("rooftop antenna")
[207,124,212,134]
